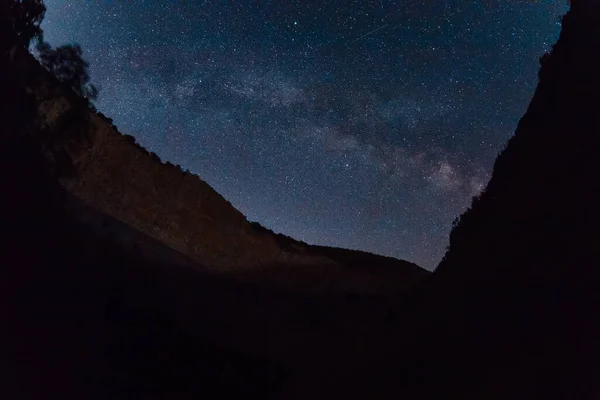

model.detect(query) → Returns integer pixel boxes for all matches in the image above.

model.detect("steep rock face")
[9,49,429,294]
[436,0,600,291]
[59,111,286,270]
[1,56,423,398]
[0,140,288,399]
[24,57,316,271]
[407,1,600,397]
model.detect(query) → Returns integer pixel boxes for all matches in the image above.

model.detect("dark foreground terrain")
[0,121,426,399]
[4,0,600,398]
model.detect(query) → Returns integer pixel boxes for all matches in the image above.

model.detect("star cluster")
[42,0,568,269]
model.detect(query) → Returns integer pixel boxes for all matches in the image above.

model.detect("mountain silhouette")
[2,43,427,296]
[426,1,600,397]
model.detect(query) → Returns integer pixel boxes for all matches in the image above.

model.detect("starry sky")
[41,0,568,270]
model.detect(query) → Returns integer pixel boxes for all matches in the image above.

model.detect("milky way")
[41,0,568,269]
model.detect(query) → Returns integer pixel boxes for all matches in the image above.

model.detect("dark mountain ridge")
[372,1,600,398]
[3,44,427,295]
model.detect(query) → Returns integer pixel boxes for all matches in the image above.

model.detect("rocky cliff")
[6,48,428,294]
[2,41,428,398]
[400,1,600,397]
[33,72,305,271]
[436,0,600,287]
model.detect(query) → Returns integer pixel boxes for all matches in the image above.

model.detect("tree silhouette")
[0,0,46,54]
[36,42,99,101]
[0,1,98,101]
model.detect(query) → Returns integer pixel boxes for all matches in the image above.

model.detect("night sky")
[42,0,568,270]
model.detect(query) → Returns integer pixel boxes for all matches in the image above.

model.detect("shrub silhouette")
[1,1,98,102]
[36,42,99,101]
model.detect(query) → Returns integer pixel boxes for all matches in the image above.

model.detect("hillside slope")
[0,64,416,398]
[359,1,600,398]
[426,2,600,395]
[6,47,428,295]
